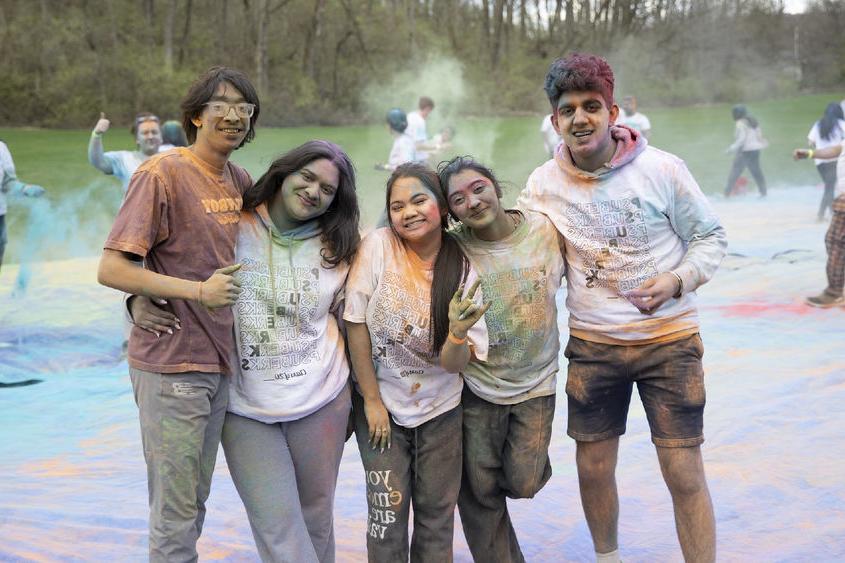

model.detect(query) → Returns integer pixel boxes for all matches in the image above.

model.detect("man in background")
[406,96,435,162]
[88,111,162,194]
[617,95,651,139]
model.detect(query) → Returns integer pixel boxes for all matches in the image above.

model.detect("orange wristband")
[447,331,467,345]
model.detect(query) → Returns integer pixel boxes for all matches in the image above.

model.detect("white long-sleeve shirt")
[518,126,727,344]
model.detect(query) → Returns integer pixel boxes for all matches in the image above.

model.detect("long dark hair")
[243,140,360,268]
[732,104,758,128]
[437,155,504,222]
[180,66,260,148]
[385,162,469,354]
[818,102,844,141]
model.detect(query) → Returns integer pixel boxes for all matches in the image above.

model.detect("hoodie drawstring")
[267,224,301,335]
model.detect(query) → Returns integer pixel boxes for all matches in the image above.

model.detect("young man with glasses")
[98,67,259,562]
[88,111,163,194]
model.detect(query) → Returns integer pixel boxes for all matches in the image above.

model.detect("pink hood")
[554,124,647,181]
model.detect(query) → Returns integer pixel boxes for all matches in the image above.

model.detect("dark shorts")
[564,334,706,448]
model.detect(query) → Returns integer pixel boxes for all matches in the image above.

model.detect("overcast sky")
[784,0,808,13]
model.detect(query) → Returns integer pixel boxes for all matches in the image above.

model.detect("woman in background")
[807,102,845,221]
[725,104,768,197]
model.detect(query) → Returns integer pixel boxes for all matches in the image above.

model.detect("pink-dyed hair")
[544,53,615,110]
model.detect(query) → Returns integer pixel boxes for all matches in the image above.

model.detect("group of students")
[98,53,727,563]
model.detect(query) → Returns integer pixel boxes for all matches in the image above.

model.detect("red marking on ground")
[714,302,818,317]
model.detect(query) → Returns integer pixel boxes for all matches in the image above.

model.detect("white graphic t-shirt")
[454,211,565,404]
[228,204,350,423]
[344,227,487,428]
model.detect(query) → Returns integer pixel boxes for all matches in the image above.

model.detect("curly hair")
[544,53,615,110]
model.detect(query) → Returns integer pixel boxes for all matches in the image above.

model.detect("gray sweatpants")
[221,384,351,563]
[129,368,229,563]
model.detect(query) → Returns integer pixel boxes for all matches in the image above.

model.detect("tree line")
[0,0,842,128]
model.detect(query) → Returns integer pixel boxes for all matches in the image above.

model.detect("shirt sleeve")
[667,161,728,294]
[103,168,170,258]
[807,123,819,145]
[515,169,544,214]
[728,121,747,153]
[230,163,254,195]
[0,143,17,193]
[343,231,384,323]
[102,151,124,177]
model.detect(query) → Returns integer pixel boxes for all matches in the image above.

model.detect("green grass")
[0,93,833,265]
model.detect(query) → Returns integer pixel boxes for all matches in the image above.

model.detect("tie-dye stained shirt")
[228,203,350,423]
[517,126,727,344]
[344,227,487,428]
[453,211,565,404]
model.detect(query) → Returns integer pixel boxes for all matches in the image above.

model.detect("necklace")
[508,210,522,234]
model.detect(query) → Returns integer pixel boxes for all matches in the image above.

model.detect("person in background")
[617,95,651,140]
[807,102,845,221]
[375,109,416,172]
[407,96,435,163]
[540,113,561,158]
[794,143,845,307]
[424,126,456,164]
[724,104,768,197]
[88,111,162,194]
[159,119,189,151]
[0,140,46,272]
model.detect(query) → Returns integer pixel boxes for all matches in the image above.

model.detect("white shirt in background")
[406,110,429,162]
[618,111,651,135]
[807,119,845,165]
[540,114,561,157]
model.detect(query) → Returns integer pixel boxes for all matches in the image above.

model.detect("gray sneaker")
[805,291,845,308]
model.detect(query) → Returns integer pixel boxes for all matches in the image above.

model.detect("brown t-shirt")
[104,147,252,375]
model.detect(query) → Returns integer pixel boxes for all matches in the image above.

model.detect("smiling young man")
[517,54,726,563]
[88,111,163,194]
[97,67,259,562]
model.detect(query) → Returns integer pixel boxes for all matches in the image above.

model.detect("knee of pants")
[504,454,552,498]
[504,463,550,499]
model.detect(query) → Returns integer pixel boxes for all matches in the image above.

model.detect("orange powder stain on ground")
[711,301,818,317]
